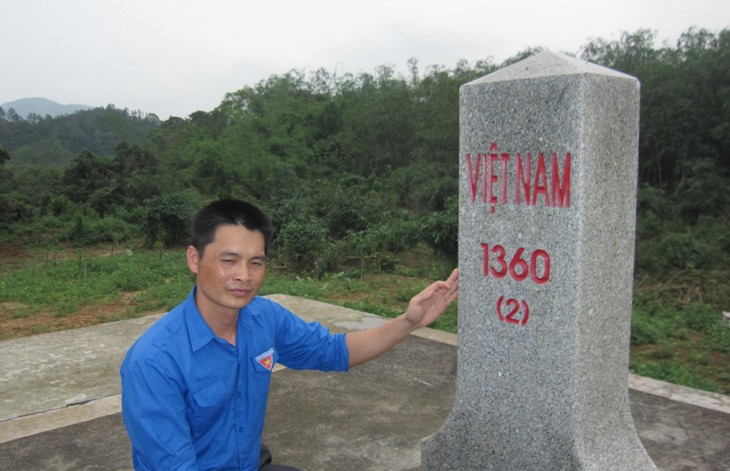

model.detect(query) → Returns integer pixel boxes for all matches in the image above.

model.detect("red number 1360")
[481,243,551,284]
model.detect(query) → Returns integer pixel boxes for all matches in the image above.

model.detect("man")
[120,199,459,470]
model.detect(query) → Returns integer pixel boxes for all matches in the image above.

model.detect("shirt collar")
[238,295,263,329]
[183,287,265,350]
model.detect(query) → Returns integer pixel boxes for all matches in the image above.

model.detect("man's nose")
[233,262,250,281]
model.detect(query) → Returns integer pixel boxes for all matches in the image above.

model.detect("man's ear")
[186,246,200,274]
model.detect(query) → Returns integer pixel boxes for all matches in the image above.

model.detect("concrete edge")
[0,395,122,444]
[1,294,727,445]
[628,374,730,415]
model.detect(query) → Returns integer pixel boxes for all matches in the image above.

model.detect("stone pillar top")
[470,51,635,83]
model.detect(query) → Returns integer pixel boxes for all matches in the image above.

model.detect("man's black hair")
[191,199,274,255]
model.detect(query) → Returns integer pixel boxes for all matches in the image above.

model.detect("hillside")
[0,97,92,119]
[0,105,160,166]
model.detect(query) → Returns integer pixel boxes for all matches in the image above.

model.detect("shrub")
[682,302,722,332]
[61,214,137,246]
[276,217,329,273]
[630,307,666,345]
[142,190,204,247]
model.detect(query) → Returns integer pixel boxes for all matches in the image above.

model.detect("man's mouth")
[229,288,251,297]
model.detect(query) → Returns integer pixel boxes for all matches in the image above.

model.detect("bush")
[682,302,722,331]
[630,294,687,345]
[679,302,730,354]
[631,307,666,345]
[48,195,73,216]
[418,196,458,261]
[142,190,204,247]
[275,217,329,273]
[61,214,137,246]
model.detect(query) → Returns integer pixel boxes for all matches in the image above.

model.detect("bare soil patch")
[0,293,156,341]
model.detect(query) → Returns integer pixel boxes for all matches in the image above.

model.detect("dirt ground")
[0,294,147,340]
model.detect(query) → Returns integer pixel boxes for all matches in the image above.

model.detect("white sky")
[2,0,728,119]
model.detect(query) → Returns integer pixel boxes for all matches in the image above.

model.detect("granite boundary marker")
[421,51,657,470]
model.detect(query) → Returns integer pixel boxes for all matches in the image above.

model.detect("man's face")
[187,224,266,318]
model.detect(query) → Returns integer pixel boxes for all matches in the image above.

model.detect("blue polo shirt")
[120,288,349,471]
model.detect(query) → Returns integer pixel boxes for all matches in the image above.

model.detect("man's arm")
[345,269,458,367]
[121,359,199,470]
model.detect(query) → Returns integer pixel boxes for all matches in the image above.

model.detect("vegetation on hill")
[0,27,728,393]
[0,97,92,120]
[0,105,159,166]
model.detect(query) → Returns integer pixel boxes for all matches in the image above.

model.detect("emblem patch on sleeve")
[255,348,275,371]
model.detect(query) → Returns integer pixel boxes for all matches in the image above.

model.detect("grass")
[0,246,194,337]
[261,270,459,333]
[0,244,727,395]
[629,292,730,394]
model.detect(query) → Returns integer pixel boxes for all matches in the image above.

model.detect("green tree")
[581,27,730,201]
[0,146,9,166]
[61,151,117,216]
[142,190,204,247]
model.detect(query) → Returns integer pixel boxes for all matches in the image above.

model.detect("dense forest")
[1,28,728,306]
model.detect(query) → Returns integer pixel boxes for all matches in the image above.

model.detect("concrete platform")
[1,295,729,470]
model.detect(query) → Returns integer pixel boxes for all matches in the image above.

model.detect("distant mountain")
[1,97,92,119]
